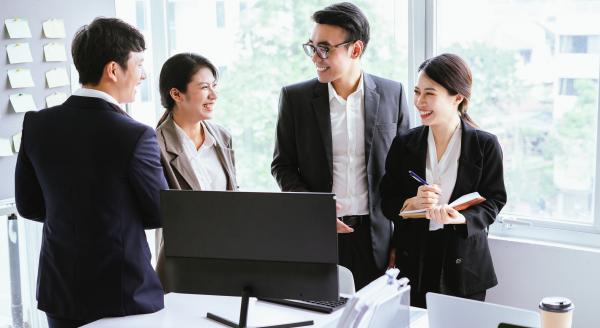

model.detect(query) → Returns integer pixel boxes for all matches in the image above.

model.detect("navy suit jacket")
[380,119,507,295]
[271,74,410,270]
[15,96,168,321]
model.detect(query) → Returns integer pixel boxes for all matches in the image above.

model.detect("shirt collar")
[173,121,215,153]
[327,73,364,104]
[73,87,121,107]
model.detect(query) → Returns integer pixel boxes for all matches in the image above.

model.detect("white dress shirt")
[73,88,121,107]
[328,74,369,217]
[426,123,462,231]
[174,122,227,191]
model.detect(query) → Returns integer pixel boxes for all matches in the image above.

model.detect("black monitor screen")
[160,190,339,301]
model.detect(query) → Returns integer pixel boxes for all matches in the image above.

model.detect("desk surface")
[83,293,429,328]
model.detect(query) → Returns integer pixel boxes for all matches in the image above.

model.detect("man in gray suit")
[271,2,410,289]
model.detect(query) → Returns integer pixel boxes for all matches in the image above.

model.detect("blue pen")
[408,170,428,185]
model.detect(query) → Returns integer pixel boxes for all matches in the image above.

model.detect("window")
[216,1,226,28]
[163,0,408,191]
[435,0,600,244]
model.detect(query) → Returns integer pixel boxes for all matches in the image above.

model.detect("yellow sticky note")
[0,139,14,157]
[9,93,37,113]
[46,92,68,107]
[43,19,66,38]
[12,132,22,153]
[46,68,70,88]
[5,18,32,38]
[44,43,67,62]
[7,68,35,88]
[6,43,33,64]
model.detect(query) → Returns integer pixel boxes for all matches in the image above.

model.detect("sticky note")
[42,19,66,38]
[12,132,22,153]
[9,93,37,113]
[46,67,70,88]
[44,43,67,62]
[46,92,68,107]
[7,68,35,88]
[6,43,33,64]
[5,18,32,38]
[0,139,14,156]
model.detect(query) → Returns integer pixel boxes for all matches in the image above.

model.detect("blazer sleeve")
[397,83,410,136]
[129,127,169,229]
[461,134,507,237]
[271,86,310,192]
[15,113,45,221]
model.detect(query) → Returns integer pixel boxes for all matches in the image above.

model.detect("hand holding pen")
[406,170,442,211]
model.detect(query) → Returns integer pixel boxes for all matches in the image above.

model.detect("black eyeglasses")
[302,40,355,59]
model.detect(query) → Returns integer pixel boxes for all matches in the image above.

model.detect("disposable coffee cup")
[539,297,574,328]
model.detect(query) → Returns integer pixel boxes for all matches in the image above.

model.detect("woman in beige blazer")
[155,53,237,291]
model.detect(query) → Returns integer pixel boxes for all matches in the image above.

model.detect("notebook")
[399,192,486,219]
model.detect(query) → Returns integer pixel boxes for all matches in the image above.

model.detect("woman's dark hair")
[72,17,145,85]
[418,53,477,127]
[312,2,370,55]
[157,53,218,127]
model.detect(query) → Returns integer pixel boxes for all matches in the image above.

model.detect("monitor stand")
[206,287,314,328]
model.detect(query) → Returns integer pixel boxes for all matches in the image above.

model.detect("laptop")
[426,292,540,328]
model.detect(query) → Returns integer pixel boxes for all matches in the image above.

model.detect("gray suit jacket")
[155,115,237,290]
[271,73,410,270]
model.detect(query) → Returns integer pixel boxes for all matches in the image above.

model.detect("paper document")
[399,192,486,219]
[0,139,14,157]
[8,68,35,88]
[13,132,22,153]
[46,92,68,107]
[6,43,33,63]
[46,67,70,88]
[5,18,32,38]
[44,43,67,62]
[10,93,37,113]
[43,19,66,38]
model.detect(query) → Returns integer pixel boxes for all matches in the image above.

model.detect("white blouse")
[174,122,228,191]
[425,123,462,231]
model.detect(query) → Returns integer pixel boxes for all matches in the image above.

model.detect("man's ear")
[104,61,119,82]
[350,40,364,59]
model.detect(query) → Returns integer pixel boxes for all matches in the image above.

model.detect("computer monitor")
[160,190,339,328]
[426,292,540,328]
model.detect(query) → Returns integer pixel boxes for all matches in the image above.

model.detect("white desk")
[83,293,429,328]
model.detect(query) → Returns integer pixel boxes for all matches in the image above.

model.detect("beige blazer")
[155,115,238,291]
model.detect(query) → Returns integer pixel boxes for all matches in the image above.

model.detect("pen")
[408,170,428,185]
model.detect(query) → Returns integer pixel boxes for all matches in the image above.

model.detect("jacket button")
[455,258,462,264]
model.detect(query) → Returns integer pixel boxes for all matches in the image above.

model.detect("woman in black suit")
[380,53,506,308]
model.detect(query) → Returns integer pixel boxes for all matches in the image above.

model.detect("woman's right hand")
[406,184,442,210]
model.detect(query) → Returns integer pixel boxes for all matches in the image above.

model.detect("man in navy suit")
[271,2,410,289]
[15,18,167,328]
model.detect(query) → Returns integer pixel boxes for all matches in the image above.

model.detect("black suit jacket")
[380,119,507,295]
[271,74,410,270]
[15,96,168,321]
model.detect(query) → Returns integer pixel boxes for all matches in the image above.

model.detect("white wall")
[487,237,600,327]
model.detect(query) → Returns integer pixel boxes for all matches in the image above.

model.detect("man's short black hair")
[312,2,370,54]
[71,17,145,85]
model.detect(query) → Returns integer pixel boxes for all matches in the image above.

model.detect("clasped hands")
[405,184,466,225]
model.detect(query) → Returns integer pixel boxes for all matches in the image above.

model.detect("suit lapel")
[204,122,237,191]
[311,81,334,177]
[449,119,483,202]
[161,118,202,190]
[363,73,380,168]
[406,126,428,181]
